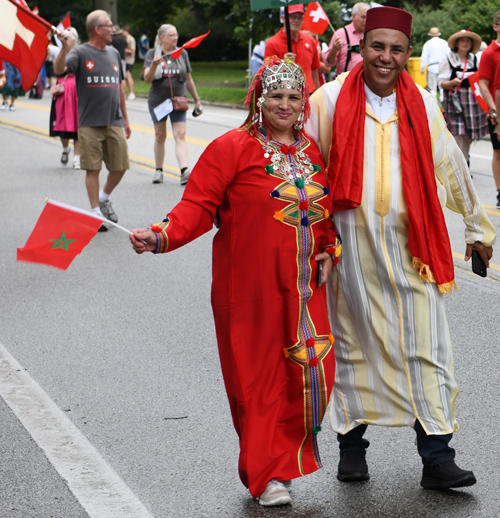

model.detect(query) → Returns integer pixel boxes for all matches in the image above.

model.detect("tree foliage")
[30,0,500,60]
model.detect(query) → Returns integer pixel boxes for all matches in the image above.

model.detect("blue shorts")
[148,103,187,124]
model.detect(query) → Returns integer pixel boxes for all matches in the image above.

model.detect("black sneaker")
[337,450,370,482]
[421,461,476,490]
[61,150,69,165]
[180,168,191,186]
[496,190,500,209]
[97,221,108,232]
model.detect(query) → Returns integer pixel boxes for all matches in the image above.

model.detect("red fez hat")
[364,7,412,39]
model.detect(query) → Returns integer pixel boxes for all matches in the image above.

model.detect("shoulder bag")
[167,73,189,111]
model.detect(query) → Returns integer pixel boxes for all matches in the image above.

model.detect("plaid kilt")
[442,86,488,140]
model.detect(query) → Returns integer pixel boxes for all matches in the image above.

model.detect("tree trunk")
[94,0,118,24]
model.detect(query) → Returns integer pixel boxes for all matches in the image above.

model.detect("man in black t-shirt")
[55,10,131,231]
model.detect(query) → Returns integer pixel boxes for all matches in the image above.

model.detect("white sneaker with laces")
[258,479,292,507]
[153,170,164,183]
[99,199,118,223]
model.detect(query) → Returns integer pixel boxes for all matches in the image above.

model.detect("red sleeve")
[478,49,493,80]
[154,132,239,253]
[493,58,500,90]
[311,40,321,71]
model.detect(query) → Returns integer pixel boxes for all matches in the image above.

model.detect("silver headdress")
[261,61,306,94]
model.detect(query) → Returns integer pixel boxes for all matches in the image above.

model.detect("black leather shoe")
[337,450,370,482]
[421,461,476,490]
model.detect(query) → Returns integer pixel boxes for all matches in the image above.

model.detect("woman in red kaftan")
[130,58,341,506]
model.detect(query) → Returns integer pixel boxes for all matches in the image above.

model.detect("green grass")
[131,61,248,105]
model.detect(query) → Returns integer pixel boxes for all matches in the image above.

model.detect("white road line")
[0,342,154,518]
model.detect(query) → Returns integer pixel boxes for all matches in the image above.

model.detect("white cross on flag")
[302,2,330,35]
[468,71,489,114]
[0,0,52,92]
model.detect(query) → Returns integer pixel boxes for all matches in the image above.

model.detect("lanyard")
[453,56,468,94]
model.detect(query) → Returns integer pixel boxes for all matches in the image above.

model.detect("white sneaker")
[99,199,118,223]
[72,158,81,170]
[152,170,164,184]
[258,479,292,507]
[1,101,7,110]
[127,93,136,101]
[9,104,15,111]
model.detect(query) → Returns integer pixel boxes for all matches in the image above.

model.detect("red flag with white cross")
[468,72,490,114]
[302,2,330,35]
[0,0,52,91]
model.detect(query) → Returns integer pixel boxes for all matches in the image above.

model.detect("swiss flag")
[55,12,71,48]
[468,71,490,114]
[0,0,52,92]
[302,2,330,35]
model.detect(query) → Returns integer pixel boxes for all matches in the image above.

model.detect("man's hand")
[488,109,498,125]
[331,37,342,52]
[464,241,493,267]
[56,29,70,49]
[124,119,131,139]
[315,252,333,285]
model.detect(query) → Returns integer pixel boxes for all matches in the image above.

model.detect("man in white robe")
[307,6,495,490]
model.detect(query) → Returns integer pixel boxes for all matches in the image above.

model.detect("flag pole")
[46,199,133,235]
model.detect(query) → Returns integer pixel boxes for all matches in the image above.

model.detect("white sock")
[73,156,80,163]
[91,207,103,216]
[63,146,70,153]
[99,190,110,202]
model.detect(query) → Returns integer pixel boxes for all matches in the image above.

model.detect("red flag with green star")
[17,199,104,270]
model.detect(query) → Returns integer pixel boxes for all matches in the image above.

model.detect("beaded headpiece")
[243,56,310,132]
[260,61,306,94]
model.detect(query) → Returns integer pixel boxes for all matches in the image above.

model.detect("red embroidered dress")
[153,128,338,497]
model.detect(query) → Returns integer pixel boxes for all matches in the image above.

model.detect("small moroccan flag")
[17,199,104,270]
[171,30,210,59]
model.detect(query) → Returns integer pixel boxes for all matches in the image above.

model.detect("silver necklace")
[263,139,314,186]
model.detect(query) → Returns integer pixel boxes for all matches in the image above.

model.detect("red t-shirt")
[479,40,500,97]
[264,29,321,94]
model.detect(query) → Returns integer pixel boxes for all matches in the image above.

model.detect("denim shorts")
[148,103,187,124]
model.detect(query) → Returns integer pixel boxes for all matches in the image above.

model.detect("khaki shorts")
[78,126,130,172]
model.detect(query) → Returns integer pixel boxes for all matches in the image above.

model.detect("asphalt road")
[0,93,499,518]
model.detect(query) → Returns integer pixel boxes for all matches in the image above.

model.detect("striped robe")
[307,74,496,436]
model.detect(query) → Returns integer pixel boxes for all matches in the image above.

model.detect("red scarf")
[327,62,456,293]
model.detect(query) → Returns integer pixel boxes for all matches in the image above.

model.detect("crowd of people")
[1,4,498,509]
[253,3,500,209]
